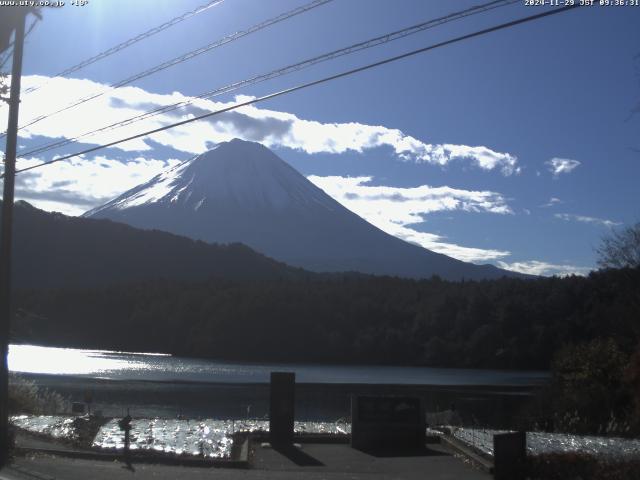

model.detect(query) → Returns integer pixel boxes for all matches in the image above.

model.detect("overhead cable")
[19,0,518,158]
[7,4,580,178]
[22,0,226,96]
[7,0,333,137]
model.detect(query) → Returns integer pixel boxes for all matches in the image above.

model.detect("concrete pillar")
[269,372,295,445]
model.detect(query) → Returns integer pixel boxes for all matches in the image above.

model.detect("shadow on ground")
[270,443,325,466]
[354,445,449,458]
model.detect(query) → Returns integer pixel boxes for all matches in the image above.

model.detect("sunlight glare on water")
[8,344,170,377]
[8,344,549,385]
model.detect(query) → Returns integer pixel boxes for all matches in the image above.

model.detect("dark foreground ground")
[3,373,534,478]
[3,442,489,480]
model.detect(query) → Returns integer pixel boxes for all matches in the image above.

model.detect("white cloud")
[397,229,511,263]
[554,213,621,228]
[541,197,563,208]
[308,175,512,263]
[13,156,181,216]
[3,75,570,270]
[497,260,592,277]
[546,157,581,177]
[6,75,519,175]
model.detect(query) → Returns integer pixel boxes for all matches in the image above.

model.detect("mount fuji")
[85,139,517,280]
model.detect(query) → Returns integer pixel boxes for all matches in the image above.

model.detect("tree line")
[11,266,639,371]
[10,220,640,434]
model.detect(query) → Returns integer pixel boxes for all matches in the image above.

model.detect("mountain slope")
[5,200,301,289]
[86,139,518,280]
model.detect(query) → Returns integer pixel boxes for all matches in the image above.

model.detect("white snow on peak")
[92,140,337,214]
[170,178,193,203]
[112,160,194,210]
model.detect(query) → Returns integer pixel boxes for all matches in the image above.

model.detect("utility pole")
[0,9,26,467]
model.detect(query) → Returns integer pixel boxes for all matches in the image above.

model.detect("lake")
[9,344,549,386]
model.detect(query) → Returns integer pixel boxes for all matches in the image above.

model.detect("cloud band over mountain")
[0,76,592,276]
[308,175,512,262]
[9,75,519,174]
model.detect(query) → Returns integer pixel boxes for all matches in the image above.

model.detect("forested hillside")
[4,200,304,288]
[12,267,639,370]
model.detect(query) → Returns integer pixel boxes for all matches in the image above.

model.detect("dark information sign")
[351,395,425,451]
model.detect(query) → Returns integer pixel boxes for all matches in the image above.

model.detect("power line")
[18,0,519,159]
[0,49,12,70]
[7,0,333,137]
[8,4,580,178]
[0,16,39,71]
[21,0,226,96]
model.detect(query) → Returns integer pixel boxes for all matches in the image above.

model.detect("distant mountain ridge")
[86,138,520,280]
[5,200,301,289]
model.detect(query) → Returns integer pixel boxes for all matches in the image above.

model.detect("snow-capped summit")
[85,139,515,280]
[88,139,335,214]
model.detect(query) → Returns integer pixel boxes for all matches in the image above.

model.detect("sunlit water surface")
[9,344,549,385]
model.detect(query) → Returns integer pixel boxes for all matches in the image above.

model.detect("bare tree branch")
[597,222,640,270]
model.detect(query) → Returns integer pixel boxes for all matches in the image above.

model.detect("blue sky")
[2,0,639,275]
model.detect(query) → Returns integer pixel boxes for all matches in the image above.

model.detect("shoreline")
[14,371,545,389]
[15,372,542,425]
[11,341,550,370]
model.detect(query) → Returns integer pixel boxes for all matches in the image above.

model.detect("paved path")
[14,431,77,453]
[1,442,489,480]
[254,442,489,479]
